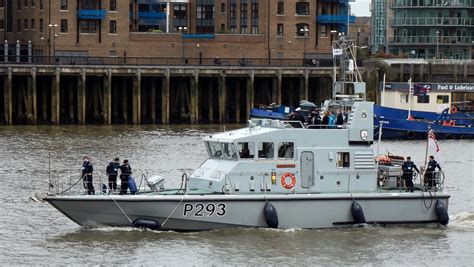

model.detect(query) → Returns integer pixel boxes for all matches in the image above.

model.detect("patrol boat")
[44,101,450,231]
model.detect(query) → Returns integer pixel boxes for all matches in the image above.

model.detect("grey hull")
[45,193,450,230]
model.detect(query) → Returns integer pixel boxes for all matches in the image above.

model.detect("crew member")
[82,156,95,195]
[401,156,420,192]
[106,157,120,193]
[425,155,442,190]
[290,108,305,125]
[321,112,329,129]
[119,159,132,195]
[336,109,344,126]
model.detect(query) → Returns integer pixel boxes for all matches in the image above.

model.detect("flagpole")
[424,124,431,166]
[407,78,412,119]
[376,74,386,164]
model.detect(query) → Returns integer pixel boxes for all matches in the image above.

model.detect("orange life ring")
[281,172,296,189]
[451,106,457,114]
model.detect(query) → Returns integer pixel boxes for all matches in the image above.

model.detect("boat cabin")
[188,102,377,195]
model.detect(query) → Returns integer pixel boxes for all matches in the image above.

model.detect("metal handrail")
[0,55,342,68]
[388,35,473,44]
[390,17,474,26]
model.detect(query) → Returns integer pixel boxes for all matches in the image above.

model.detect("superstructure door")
[300,151,314,188]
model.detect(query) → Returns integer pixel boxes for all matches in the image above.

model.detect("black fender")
[133,218,161,230]
[435,200,449,226]
[351,201,366,224]
[263,202,279,228]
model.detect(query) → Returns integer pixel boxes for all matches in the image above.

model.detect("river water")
[0,125,473,265]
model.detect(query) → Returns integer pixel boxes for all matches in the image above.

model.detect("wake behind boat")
[44,101,450,231]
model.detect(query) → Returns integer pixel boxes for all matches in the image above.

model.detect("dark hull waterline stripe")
[45,195,450,203]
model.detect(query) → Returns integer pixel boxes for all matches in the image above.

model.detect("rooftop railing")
[388,35,474,44]
[390,0,474,8]
[390,17,474,26]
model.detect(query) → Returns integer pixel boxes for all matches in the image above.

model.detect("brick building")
[2,0,354,62]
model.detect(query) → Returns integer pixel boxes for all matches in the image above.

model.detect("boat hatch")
[206,141,237,160]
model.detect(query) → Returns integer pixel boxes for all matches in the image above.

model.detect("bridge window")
[337,152,350,168]
[258,142,274,159]
[436,95,449,104]
[278,142,294,159]
[400,94,408,104]
[207,141,223,159]
[238,142,255,159]
[417,95,430,104]
[222,143,237,160]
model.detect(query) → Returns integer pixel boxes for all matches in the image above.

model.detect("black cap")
[407,156,411,160]
[123,159,128,163]
[114,157,119,161]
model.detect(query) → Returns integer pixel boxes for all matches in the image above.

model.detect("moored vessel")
[44,101,450,231]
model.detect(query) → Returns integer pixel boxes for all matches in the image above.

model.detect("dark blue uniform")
[425,159,441,189]
[119,163,132,195]
[106,161,120,192]
[402,159,420,192]
[82,160,95,195]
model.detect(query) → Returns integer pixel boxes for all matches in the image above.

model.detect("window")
[321,25,327,37]
[197,5,214,19]
[109,50,117,57]
[0,20,4,30]
[251,26,258,34]
[277,23,283,36]
[207,142,223,159]
[417,95,430,103]
[221,3,225,12]
[80,20,97,33]
[24,19,27,30]
[437,95,449,104]
[222,143,237,160]
[24,0,27,7]
[31,19,35,30]
[109,20,116,33]
[31,0,35,7]
[241,26,247,34]
[400,94,408,103]
[277,1,284,15]
[17,0,21,10]
[238,142,255,159]
[40,0,43,10]
[278,142,294,159]
[296,23,309,36]
[39,18,43,32]
[60,0,67,10]
[240,3,247,19]
[60,19,67,32]
[110,0,116,11]
[336,152,350,168]
[296,2,309,15]
[0,0,3,7]
[17,19,21,32]
[258,142,274,159]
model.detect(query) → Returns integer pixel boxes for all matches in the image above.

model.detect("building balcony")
[390,17,474,26]
[390,0,474,9]
[317,15,356,24]
[138,11,166,20]
[320,0,350,3]
[388,35,474,45]
[77,9,107,20]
